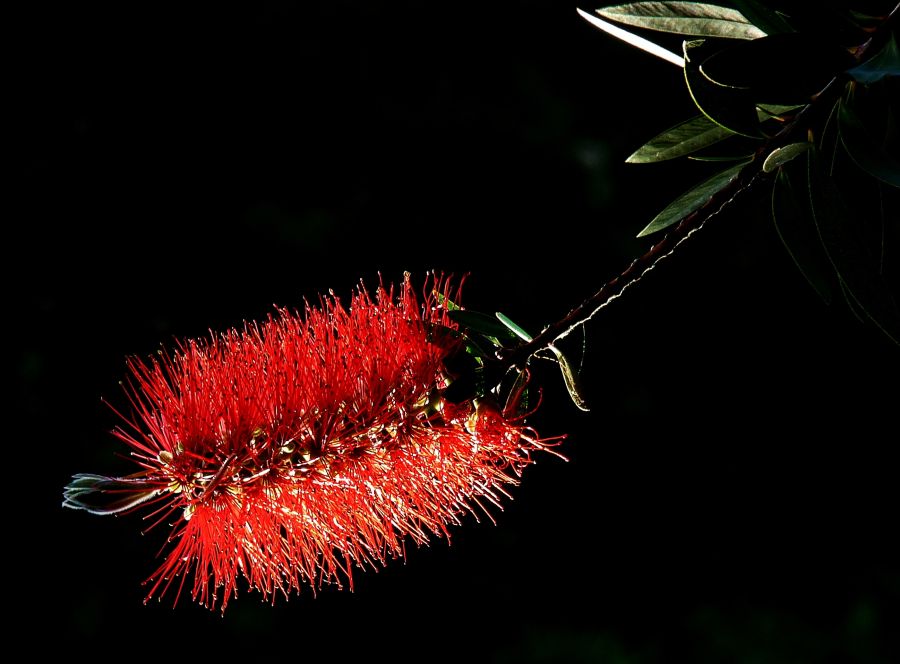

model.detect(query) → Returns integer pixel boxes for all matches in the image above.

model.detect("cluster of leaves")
[583,1,899,345]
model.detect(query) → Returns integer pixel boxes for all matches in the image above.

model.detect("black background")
[14,1,899,660]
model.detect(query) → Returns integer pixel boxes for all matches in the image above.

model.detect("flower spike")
[64,273,562,611]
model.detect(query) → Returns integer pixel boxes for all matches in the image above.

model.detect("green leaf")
[684,39,763,137]
[808,145,900,345]
[770,165,833,303]
[699,33,856,105]
[687,153,755,162]
[495,312,533,341]
[627,103,797,163]
[447,309,518,341]
[441,364,486,404]
[756,103,805,120]
[626,114,736,163]
[729,0,793,35]
[838,97,900,188]
[434,290,461,311]
[637,159,749,236]
[848,32,900,84]
[762,142,811,173]
[596,2,765,39]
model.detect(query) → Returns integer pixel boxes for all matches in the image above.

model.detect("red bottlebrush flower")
[63,273,561,611]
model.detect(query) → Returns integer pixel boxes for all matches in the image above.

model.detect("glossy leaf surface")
[597,2,765,39]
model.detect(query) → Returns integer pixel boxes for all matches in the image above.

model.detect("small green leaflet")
[762,142,811,173]
[596,2,765,40]
[637,159,749,236]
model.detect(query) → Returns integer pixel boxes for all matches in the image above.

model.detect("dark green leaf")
[838,97,900,188]
[461,334,501,362]
[699,33,856,104]
[596,2,765,39]
[757,103,805,119]
[626,114,736,163]
[763,142,811,172]
[441,365,485,404]
[687,153,755,162]
[447,309,518,341]
[756,103,806,135]
[808,145,900,344]
[638,159,749,236]
[848,32,900,84]
[770,166,833,303]
[684,39,763,137]
[729,0,793,35]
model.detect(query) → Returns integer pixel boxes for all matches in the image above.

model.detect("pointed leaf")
[495,312,533,341]
[447,309,519,341]
[848,32,900,84]
[808,146,900,344]
[838,98,900,188]
[596,2,765,39]
[547,345,589,411]
[684,39,763,137]
[770,166,833,303]
[638,159,749,236]
[687,153,755,162]
[757,103,805,120]
[626,114,736,163]
[577,8,684,66]
[763,142,811,172]
[628,104,808,164]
